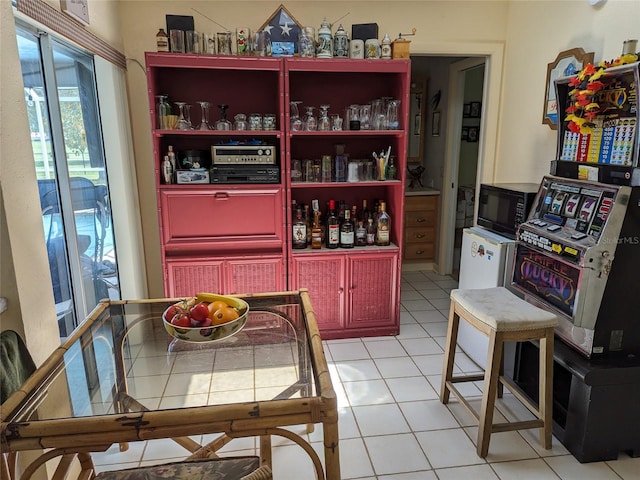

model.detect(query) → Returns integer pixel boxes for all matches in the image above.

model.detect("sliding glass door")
[16,24,120,337]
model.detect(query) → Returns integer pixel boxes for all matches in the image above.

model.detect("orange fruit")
[207,300,229,319]
[211,306,239,325]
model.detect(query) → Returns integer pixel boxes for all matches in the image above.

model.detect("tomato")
[165,304,185,321]
[171,312,192,328]
[189,302,210,322]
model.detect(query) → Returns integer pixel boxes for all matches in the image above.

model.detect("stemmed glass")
[304,106,317,131]
[360,104,371,130]
[318,105,331,131]
[215,104,232,130]
[290,101,303,131]
[175,102,192,130]
[197,101,212,130]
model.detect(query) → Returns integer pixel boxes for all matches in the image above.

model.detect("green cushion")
[1,330,36,404]
[95,456,261,480]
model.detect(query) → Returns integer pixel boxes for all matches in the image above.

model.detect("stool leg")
[440,303,460,404]
[540,327,554,449]
[497,342,504,399]
[477,330,503,458]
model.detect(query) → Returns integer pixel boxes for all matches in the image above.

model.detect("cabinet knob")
[214,192,229,200]
[416,218,426,222]
[415,234,425,239]
[416,250,424,254]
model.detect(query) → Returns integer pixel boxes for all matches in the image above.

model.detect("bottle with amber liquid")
[340,208,355,248]
[292,206,307,249]
[375,201,391,246]
[355,217,367,246]
[366,217,376,246]
[311,211,323,249]
[326,199,340,249]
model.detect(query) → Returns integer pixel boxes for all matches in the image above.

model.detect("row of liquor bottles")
[292,198,391,250]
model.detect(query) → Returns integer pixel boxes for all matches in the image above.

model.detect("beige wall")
[118,0,510,296]
[496,0,640,183]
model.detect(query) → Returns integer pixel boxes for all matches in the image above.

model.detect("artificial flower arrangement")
[565,52,639,135]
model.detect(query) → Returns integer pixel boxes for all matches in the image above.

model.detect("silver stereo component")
[212,145,276,165]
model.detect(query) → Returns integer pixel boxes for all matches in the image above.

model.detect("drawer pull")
[415,234,425,239]
[416,250,425,254]
[416,218,426,222]
[214,192,229,200]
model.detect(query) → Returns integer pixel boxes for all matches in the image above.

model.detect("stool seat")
[441,286,557,458]
[451,287,557,331]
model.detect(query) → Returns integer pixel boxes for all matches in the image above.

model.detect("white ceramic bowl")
[162,294,249,343]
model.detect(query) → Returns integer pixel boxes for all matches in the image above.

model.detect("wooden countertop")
[405,188,441,196]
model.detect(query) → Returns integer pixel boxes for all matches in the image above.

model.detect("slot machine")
[512,175,640,357]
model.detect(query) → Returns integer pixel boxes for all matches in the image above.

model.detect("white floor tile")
[403,299,438,311]
[491,458,562,479]
[400,337,443,355]
[343,379,395,406]
[379,471,438,480]
[374,356,422,377]
[364,433,431,475]
[429,298,452,310]
[327,341,370,361]
[544,454,623,479]
[421,288,451,300]
[336,437,376,478]
[411,309,448,323]
[352,403,410,436]
[415,429,486,469]
[386,376,439,402]
[399,399,460,431]
[92,441,146,466]
[436,464,499,479]
[363,338,407,358]
[421,321,449,337]
[413,353,447,376]
[334,359,381,381]
[605,452,640,480]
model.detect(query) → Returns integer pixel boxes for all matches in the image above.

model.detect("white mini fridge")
[457,226,517,370]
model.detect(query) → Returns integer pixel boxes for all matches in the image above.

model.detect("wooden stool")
[440,287,557,458]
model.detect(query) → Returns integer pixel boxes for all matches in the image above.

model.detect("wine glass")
[318,104,331,131]
[304,106,317,131]
[290,101,303,131]
[175,102,191,130]
[360,104,371,130]
[197,101,212,130]
[215,104,232,130]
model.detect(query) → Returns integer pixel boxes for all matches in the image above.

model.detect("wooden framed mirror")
[408,78,427,164]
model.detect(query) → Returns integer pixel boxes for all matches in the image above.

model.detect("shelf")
[291,180,401,189]
[285,57,411,73]
[290,244,400,255]
[289,130,405,138]
[145,52,282,71]
[154,130,282,138]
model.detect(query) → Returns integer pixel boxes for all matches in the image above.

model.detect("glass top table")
[1,290,340,480]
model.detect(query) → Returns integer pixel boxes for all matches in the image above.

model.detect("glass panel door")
[17,26,120,338]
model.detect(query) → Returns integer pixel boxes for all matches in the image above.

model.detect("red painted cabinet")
[292,251,399,338]
[146,53,409,338]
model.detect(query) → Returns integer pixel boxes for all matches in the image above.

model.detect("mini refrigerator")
[457,226,517,370]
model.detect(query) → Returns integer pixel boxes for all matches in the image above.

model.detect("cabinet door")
[226,256,285,295]
[165,258,224,297]
[347,253,398,329]
[292,255,345,331]
[160,188,284,253]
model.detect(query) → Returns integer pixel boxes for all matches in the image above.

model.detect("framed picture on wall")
[467,126,479,143]
[432,110,441,136]
[463,103,471,118]
[461,127,469,141]
[469,101,481,118]
[542,47,594,130]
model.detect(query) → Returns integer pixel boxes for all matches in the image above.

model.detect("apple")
[165,304,185,321]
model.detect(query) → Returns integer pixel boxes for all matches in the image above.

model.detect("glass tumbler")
[170,29,185,53]
[234,113,248,131]
[155,94,171,129]
[217,32,232,55]
[263,113,277,131]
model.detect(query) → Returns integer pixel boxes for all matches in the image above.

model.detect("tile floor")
[93,270,640,479]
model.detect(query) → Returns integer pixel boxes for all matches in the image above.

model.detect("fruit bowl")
[162,293,249,343]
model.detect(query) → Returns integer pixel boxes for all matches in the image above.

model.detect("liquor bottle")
[340,208,355,248]
[156,29,169,52]
[292,207,307,249]
[375,201,391,246]
[167,145,177,172]
[361,199,370,222]
[355,218,367,246]
[304,204,312,245]
[326,199,340,249]
[366,217,376,246]
[311,211,323,249]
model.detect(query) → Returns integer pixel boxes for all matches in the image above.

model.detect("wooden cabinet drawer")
[404,226,436,244]
[405,195,437,212]
[405,210,437,228]
[404,243,435,260]
[160,188,283,252]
